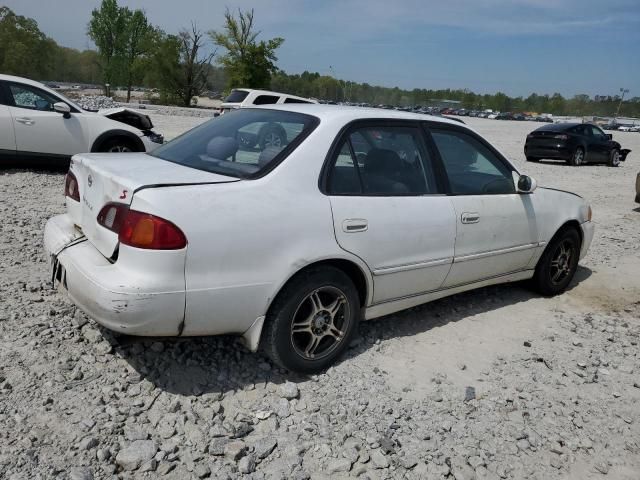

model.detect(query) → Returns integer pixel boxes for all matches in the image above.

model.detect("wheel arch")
[241,257,372,353]
[91,129,145,152]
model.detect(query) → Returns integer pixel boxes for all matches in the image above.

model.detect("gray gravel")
[1,119,639,479]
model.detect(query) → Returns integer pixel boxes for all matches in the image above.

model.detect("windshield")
[151,109,318,178]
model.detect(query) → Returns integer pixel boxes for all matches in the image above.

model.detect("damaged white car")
[0,74,163,166]
[45,105,594,373]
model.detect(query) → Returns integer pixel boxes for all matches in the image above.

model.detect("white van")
[220,89,317,114]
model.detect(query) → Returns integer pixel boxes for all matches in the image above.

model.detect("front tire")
[531,228,581,296]
[568,147,584,166]
[100,138,137,153]
[609,148,621,167]
[262,267,360,373]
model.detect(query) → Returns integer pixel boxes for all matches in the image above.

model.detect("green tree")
[211,8,284,89]
[88,0,128,90]
[0,6,54,78]
[121,9,153,102]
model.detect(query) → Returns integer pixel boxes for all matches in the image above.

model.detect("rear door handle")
[15,117,34,126]
[342,218,368,233]
[461,212,480,224]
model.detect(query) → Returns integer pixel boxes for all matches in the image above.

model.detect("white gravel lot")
[0,114,639,480]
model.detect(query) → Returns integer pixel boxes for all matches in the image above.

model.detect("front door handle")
[461,212,480,224]
[342,218,368,233]
[15,117,34,126]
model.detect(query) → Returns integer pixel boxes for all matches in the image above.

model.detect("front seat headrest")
[206,136,239,160]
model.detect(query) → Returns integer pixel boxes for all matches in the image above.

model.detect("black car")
[524,123,631,166]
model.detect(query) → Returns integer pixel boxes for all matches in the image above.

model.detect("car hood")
[98,107,153,131]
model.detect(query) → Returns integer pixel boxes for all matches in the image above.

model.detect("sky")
[5,0,640,98]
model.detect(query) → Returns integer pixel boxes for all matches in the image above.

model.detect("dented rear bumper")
[44,214,186,336]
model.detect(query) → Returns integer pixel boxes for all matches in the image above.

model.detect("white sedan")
[44,105,594,372]
[0,74,163,166]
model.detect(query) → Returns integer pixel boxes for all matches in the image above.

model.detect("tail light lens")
[97,203,187,250]
[553,134,569,140]
[65,172,80,202]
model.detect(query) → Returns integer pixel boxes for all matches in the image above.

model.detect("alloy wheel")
[549,240,574,285]
[573,149,584,165]
[107,145,132,153]
[263,132,282,148]
[611,150,620,166]
[290,286,350,360]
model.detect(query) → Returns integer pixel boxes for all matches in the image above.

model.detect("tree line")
[1,4,638,117]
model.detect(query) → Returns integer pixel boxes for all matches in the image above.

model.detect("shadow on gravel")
[104,266,592,396]
[346,264,592,353]
[536,160,610,168]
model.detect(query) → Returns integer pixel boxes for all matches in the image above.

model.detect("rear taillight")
[65,172,80,202]
[97,203,187,250]
[553,134,569,140]
[97,203,128,233]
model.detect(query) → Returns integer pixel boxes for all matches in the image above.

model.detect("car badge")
[87,175,93,187]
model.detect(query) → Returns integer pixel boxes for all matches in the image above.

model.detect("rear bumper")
[524,143,572,160]
[44,214,186,336]
[580,220,595,260]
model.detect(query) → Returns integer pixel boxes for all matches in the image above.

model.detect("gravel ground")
[1,116,639,480]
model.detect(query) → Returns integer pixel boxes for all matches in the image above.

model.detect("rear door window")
[327,125,438,195]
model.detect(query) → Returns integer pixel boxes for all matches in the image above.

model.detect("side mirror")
[606,133,613,140]
[53,102,71,118]
[517,175,537,194]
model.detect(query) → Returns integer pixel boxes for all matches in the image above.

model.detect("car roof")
[249,103,469,129]
[535,122,583,131]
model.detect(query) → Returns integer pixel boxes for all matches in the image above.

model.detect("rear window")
[224,89,249,103]
[151,109,318,178]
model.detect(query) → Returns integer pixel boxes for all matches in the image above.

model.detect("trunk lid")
[69,153,239,258]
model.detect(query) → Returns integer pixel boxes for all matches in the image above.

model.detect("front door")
[428,126,539,287]
[7,82,88,157]
[586,124,611,162]
[325,123,456,303]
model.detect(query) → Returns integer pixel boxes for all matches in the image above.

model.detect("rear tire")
[609,148,621,167]
[568,147,584,166]
[531,227,581,296]
[262,266,360,373]
[100,138,138,153]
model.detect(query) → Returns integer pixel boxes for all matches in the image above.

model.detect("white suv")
[0,74,164,166]
[220,88,317,114]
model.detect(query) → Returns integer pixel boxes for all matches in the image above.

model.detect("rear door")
[6,81,89,156]
[0,83,16,156]
[427,124,539,287]
[326,121,456,303]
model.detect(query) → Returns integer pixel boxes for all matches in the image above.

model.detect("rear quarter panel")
[131,125,373,336]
